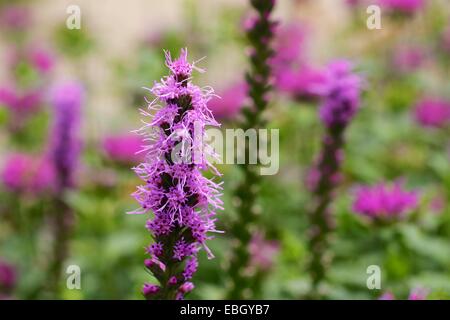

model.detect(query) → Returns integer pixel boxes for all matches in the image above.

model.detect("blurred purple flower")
[392,46,426,73]
[49,81,84,191]
[319,60,363,128]
[0,260,16,293]
[102,134,144,165]
[249,233,280,272]
[442,26,450,53]
[378,0,425,15]
[1,153,55,195]
[380,288,428,300]
[208,82,247,119]
[353,181,419,221]
[414,97,450,128]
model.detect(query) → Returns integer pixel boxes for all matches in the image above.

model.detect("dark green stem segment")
[307,126,344,298]
[226,0,276,300]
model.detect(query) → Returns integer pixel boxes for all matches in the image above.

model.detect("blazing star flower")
[0,260,16,294]
[408,288,428,300]
[414,98,450,128]
[378,0,425,15]
[130,49,222,300]
[102,134,144,165]
[49,82,84,191]
[353,181,419,221]
[208,82,247,119]
[1,153,55,195]
[392,46,426,73]
[249,233,280,272]
[319,60,363,128]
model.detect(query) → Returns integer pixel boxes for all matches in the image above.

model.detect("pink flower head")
[272,23,307,69]
[319,60,363,128]
[29,47,55,74]
[0,260,16,292]
[49,81,84,190]
[392,46,426,73]
[0,5,31,31]
[1,153,55,195]
[353,181,419,221]
[378,0,425,15]
[414,98,450,128]
[208,82,247,119]
[249,233,280,271]
[275,65,327,101]
[103,134,144,164]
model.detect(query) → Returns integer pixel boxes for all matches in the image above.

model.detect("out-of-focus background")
[1,0,450,299]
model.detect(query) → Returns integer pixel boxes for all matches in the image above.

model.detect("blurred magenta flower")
[208,82,247,119]
[275,65,327,101]
[131,49,222,300]
[0,5,31,31]
[249,233,280,272]
[378,0,425,15]
[414,97,450,128]
[0,260,16,294]
[392,46,426,73]
[408,288,428,300]
[102,134,144,164]
[272,23,306,69]
[1,153,55,195]
[353,181,419,221]
[379,288,428,300]
[29,47,55,74]
[379,291,395,300]
[49,81,84,190]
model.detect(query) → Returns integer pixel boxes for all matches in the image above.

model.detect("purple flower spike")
[414,98,450,128]
[353,181,419,221]
[49,81,84,191]
[131,49,222,300]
